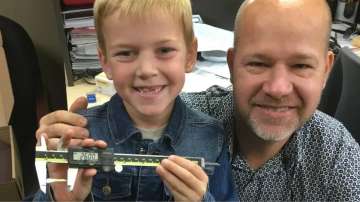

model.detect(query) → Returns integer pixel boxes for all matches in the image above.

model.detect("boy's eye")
[116,50,133,57]
[158,47,176,56]
[113,50,137,61]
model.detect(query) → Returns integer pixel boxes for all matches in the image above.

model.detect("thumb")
[69,96,88,112]
[72,169,97,200]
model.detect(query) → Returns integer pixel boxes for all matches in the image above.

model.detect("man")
[37,0,360,200]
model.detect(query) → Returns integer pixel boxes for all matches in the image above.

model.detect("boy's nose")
[262,65,293,99]
[135,54,158,79]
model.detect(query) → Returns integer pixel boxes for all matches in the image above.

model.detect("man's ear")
[98,48,112,80]
[185,38,198,73]
[227,48,235,84]
[323,50,335,89]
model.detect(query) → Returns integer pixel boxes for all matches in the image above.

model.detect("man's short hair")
[233,0,332,52]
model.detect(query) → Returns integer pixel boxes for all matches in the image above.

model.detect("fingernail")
[80,118,87,126]
[82,130,89,138]
[161,159,169,165]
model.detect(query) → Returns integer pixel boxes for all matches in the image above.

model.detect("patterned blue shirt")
[181,86,360,201]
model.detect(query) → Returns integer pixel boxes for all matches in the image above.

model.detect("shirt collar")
[231,126,303,175]
[162,96,186,146]
[230,112,320,173]
[107,95,186,145]
[107,94,140,143]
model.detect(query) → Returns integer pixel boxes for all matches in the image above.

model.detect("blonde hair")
[94,0,194,56]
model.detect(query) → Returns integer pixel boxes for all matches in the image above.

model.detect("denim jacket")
[33,95,237,201]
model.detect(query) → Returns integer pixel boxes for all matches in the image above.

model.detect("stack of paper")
[185,20,234,90]
[70,27,100,71]
[62,8,101,76]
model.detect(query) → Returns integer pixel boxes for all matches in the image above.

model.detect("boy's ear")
[98,48,113,80]
[227,48,235,84]
[185,38,198,73]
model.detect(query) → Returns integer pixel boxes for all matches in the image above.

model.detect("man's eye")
[247,61,268,67]
[293,64,312,69]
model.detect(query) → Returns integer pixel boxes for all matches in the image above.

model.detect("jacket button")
[102,185,112,196]
[139,147,146,154]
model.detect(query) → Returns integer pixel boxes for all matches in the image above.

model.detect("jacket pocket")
[92,171,132,200]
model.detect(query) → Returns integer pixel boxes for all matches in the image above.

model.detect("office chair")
[334,47,360,143]
[0,15,48,198]
[318,50,343,117]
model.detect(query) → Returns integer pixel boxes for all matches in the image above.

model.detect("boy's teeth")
[137,86,162,94]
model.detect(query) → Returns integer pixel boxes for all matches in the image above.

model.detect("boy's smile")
[134,85,165,96]
[98,11,196,128]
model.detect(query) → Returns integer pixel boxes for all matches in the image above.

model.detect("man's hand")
[156,155,209,202]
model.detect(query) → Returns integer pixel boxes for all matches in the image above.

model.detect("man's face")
[228,6,333,142]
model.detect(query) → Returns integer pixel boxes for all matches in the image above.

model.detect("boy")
[34,0,235,201]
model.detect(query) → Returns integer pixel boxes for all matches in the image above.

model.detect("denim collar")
[107,94,186,146]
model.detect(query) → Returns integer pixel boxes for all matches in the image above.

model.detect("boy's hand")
[36,96,89,150]
[156,155,209,202]
[48,138,107,201]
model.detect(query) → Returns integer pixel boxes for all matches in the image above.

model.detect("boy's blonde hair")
[94,0,194,56]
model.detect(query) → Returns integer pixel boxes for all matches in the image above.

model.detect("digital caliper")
[35,136,219,193]
[36,147,218,171]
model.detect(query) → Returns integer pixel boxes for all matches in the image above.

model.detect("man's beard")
[243,110,304,142]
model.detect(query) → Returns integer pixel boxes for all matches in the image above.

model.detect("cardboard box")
[0,127,23,200]
[0,32,13,126]
[0,31,24,200]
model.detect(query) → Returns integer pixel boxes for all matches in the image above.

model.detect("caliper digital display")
[72,151,99,161]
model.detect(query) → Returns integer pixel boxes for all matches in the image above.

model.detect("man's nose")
[262,65,293,99]
[135,53,158,79]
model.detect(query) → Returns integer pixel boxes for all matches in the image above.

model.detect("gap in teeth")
[137,86,162,93]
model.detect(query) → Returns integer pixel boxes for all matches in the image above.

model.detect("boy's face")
[99,12,197,128]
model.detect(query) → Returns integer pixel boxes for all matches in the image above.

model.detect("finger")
[158,157,208,198]
[169,155,208,182]
[72,168,96,201]
[36,132,57,150]
[50,168,96,201]
[80,139,107,149]
[48,163,68,179]
[69,96,88,113]
[37,123,89,140]
[157,164,198,201]
[39,110,87,128]
[51,181,70,201]
[162,180,188,202]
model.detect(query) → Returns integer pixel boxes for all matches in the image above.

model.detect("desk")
[66,79,110,109]
[66,60,232,109]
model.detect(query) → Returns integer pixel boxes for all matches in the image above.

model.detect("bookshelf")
[61,1,100,86]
